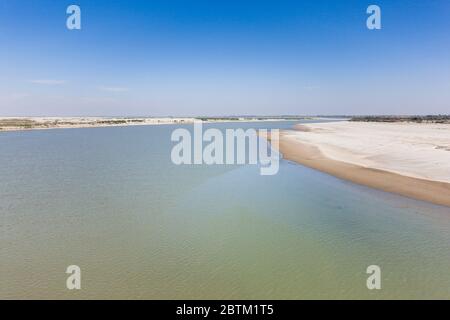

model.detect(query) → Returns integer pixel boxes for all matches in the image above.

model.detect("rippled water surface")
[1,122,449,299]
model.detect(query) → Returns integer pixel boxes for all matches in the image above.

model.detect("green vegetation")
[195,116,313,122]
[350,115,450,124]
[0,118,37,127]
[0,118,149,131]
[97,120,128,125]
[0,118,39,130]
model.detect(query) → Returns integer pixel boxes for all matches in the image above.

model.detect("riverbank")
[0,116,318,132]
[270,121,450,207]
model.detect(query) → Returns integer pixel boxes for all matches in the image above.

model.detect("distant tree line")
[350,115,450,123]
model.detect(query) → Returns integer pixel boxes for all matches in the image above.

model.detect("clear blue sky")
[1,0,449,116]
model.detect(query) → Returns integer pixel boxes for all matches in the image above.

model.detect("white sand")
[284,121,450,183]
[0,116,308,132]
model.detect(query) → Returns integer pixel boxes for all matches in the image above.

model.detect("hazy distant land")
[0,116,318,131]
[351,115,450,123]
[1,115,449,132]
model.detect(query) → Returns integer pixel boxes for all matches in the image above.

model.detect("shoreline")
[264,125,450,208]
[0,116,319,132]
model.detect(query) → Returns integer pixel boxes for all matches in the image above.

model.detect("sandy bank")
[0,116,314,132]
[0,117,199,132]
[270,122,450,207]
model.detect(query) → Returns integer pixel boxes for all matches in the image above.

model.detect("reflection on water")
[1,122,449,299]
